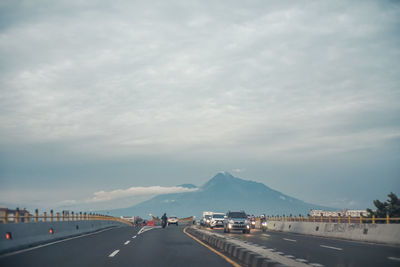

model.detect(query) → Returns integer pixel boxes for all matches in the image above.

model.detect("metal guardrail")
[0,209,133,226]
[266,215,400,224]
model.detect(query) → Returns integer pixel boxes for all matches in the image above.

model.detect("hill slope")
[107,172,330,218]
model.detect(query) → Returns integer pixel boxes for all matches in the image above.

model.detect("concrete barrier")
[266,221,400,245]
[186,227,308,267]
[0,220,128,254]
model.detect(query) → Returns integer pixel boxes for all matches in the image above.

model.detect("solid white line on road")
[108,250,120,257]
[132,235,137,239]
[320,245,343,251]
[283,238,297,242]
[388,257,400,261]
[124,240,130,245]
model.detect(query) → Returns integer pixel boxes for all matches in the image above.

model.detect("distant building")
[0,207,31,223]
[310,209,368,217]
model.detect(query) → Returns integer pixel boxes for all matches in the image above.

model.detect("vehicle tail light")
[5,232,12,240]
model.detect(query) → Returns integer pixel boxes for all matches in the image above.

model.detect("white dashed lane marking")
[132,235,137,239]
[320,245,343,251]
[310,263,324,267]
[388,257,400,262]
[124,240,130,245]
[283,238,297,242]
[108,250,120,257]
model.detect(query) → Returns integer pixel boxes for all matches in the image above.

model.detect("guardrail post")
[15,208,20,223]
[84,212,87,220]
[4,209,8,224]
[43,212,47,222]
[329,216,331,223]
[338,216,341,223]
[76,213,78,221]
[372,215,375,224]
[50,210,54,222]
[386,214,389,224]
[56,212,60,222]
[348,216,351,224]
[35,209,39,222]
[71,212,74,221]
[26,212,30,223]
[79,212,82,220]
[313,216,315,222]
[320,215,323,223]
[360,216,362,224]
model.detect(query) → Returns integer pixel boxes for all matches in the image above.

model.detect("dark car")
[224,211,250,234]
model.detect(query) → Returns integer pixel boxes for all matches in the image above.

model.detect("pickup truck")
[223,211,250,234]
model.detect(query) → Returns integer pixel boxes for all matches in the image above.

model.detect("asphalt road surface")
[208,227,400,267]
[0,225,233,267]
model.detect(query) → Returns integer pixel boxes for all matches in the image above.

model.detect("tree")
[367,192,400,218]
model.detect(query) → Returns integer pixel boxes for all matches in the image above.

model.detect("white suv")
[209,213,225,229]
[167,216,179,226]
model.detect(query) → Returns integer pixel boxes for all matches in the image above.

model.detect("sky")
[0,0,399,213]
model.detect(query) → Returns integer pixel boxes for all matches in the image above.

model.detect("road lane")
[0,226,140,267]
[207,227,400,267]
[108,225,234,267]
[0,225,235,267]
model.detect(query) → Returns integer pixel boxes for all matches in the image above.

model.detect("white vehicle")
[202,211,213,227]
[167,216,179,226]
[209,213,225,229]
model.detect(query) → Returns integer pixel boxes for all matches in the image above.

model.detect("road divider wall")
[0,220,128,254]
[266,221,400,245]
[186,227,311,267]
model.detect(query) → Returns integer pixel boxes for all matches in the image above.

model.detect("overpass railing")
[266,215,400,224]
[0,209,133,226]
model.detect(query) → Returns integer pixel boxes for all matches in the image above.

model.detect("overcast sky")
[0,0,399,212]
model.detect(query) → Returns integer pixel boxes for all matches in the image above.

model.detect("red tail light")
[49,228,54,234]
[5,232,12,240]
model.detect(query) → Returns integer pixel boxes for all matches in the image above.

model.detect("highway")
[0,225,233,267]
[207,227,400,267]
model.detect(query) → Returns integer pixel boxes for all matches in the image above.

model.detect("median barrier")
[0,220,128,254]
[186,227,292,267]
[266,221,400,245]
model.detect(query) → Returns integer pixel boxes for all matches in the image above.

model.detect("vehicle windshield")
[205,215,211,219]
[213,214,224,218]
[228,212,247,218]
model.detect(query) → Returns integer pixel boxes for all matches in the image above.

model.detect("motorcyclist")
[161,213,168,228]
[260,214,267,232]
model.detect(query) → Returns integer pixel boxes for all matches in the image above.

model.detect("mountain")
[106,172,331,218]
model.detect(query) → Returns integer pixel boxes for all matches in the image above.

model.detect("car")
[204,215,212,227]
[224,211,250,234]
[167,216,179,226]
[209,213,225,229]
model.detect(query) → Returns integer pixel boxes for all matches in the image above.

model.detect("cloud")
[86,186,197,203]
